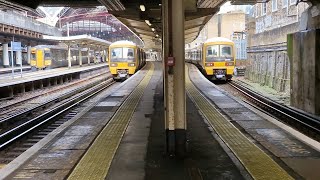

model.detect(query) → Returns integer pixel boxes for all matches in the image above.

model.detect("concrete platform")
[0,63,108,98]
[0,62,149,180]
[0,66,31,75]
[188,63,320,180]
[1,62,319,179]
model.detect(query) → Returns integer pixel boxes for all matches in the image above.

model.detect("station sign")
[11,41,22,51]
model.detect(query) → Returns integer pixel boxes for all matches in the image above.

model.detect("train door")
[36,50,45,69]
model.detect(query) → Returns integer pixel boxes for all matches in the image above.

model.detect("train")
[186,37,236,80]
[30,45,97,70]
[108,40,146,80]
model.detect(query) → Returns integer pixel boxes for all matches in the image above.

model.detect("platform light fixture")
[156,34,159,37]
[151,28,155,31]
[145,20,152,26]
[140,5,145,12]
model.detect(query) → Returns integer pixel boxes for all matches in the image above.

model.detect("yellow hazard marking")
[185,65,293,180]
[0,164,6,169]
[68,62,154,180]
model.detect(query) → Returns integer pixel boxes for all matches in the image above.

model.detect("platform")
[0,66,31,75]
[0,63,108,98]
[0,62,319,180]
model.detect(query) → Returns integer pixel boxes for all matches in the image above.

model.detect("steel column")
[87,48,91,65]
[93,50,97,64]
[3,43,9,67]
[163,0,186,156]
[68,45,71,68]
[27,46,31,64]
[16,50,22,65]
[79,48,82,66]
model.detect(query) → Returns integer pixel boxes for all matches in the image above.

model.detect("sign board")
[11,41,22,51]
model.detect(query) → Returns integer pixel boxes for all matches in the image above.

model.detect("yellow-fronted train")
[108,41,146,80]
[186,37,236,81]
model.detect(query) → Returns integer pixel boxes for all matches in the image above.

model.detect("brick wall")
[245,1,309,93]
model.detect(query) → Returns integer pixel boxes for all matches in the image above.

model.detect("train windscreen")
[31,52,36,59]
[110,47,135,62]
[206,45,233,62]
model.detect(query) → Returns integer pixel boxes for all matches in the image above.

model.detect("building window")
[261,3,267,15]
[255,4,259,17]
[290,0,296,5]
[272,0,278,12]
[283,0,288,8]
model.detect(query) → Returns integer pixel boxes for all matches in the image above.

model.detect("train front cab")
[30,48,37,70]
[203,41,235,80]
[109,44,137,79]
[30,48,52,70]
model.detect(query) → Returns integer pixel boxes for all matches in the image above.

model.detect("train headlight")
[128,63,135,67]
[205,63,214,66]
[110,63,117,67]
[225,62,234,66]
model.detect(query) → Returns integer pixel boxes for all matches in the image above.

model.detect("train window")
[220,45,232,58]
[111,47,135,62]
[123,48,134,61]
[44,52,51,59]
[31,53,36,59]
[206,45,219,62]
[111,48,123,60]
[206,46,218,57]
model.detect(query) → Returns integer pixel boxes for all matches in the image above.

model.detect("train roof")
[110,40,136,47]
[33,45,88,51]
[205,37,233,43]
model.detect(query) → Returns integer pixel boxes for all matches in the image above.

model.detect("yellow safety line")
[185,65,293,180]
[68,62,154,180]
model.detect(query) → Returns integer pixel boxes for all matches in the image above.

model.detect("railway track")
[0,71,110,114]
[0,72,110,132]
[227,80,320,141]
[0,75,114,150]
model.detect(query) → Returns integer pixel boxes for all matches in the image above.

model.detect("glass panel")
[31,53,36,59]
[123,48,135,62]
[44,53,51,59]
[111,48,123,61]
[206,45,219,62]
[220,45,232,58]
[110,47,135,62]
[206,45,233,62]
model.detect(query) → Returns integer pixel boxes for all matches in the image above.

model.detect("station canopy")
[5,0,264,50]
[43,34,112,48]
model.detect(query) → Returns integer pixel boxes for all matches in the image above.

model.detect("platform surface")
[0,63,107,88]
[1,62,319,180]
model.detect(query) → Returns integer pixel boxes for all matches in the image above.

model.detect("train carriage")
[30,45,96,70]
[108,41,146,80]
[186,37,236,80]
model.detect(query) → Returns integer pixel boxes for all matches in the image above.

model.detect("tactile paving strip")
[68,63,154,180]
[185,65,293,180]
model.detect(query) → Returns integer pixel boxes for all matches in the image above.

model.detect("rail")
[0,78,114,149]
[228,81,320,141]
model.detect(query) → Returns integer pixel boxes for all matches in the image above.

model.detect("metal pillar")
[27,46,31,64]
[68,45,71,68]
[79,48,82,67]
[3,43,9,67]
[87,48,91,65]
[163,0,186,156]
[102,49,105,62]
[93,50,97,64]
[16,50,22,65]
